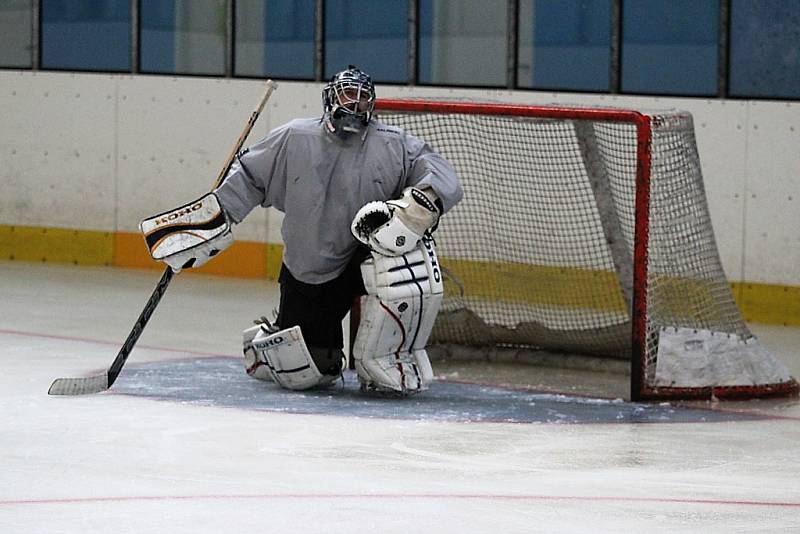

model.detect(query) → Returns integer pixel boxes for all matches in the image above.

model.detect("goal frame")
[374,98,798,401]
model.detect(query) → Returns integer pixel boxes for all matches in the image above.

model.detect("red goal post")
[372,98,798,401]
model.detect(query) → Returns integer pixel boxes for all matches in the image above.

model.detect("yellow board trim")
[264,243,283,280]
[732,282,800,327]
[0,225,113,265]
[1,224,798,325]
[112,231,273,279]
[443,258,627,313]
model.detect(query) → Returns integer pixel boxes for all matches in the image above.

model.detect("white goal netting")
[376,101,796,400]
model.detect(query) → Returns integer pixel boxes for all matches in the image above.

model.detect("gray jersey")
[215,117,463,284]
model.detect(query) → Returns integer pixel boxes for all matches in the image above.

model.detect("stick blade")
[48,374,109,396]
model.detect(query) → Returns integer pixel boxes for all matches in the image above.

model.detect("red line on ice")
[0,327,234,358]
[1,493,798,508]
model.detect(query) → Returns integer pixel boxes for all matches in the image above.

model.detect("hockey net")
[375,99,798,401]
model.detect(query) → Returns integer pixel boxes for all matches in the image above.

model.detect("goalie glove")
[350,186,441,256]
[140,192,233,273]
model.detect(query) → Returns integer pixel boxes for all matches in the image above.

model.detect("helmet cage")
[323,66,375,132]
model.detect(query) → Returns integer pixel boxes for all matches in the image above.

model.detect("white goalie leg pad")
[243,324,336,390]
[353,237,443,393]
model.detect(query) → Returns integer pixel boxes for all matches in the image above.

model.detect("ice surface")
[1,262,799,533]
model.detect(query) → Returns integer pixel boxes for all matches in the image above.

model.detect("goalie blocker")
[140,192,233,272]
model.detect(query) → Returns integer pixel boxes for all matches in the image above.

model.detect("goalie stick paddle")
[48,80,278,396]
[47,267,174,395]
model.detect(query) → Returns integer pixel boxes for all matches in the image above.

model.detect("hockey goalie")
[140,65,463,395]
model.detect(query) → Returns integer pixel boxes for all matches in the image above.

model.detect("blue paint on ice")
[111,357,764,424]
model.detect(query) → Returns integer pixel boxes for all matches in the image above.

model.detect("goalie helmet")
[322,65,376,136]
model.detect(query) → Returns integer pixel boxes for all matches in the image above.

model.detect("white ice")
[1,261,799,533]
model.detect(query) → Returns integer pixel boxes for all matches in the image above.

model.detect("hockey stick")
[48,80,278,395]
